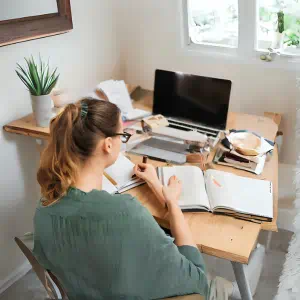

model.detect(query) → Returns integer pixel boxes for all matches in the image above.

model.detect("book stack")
[213,132,274,175]
[213,146,267,175]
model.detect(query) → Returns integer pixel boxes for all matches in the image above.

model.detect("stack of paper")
[96,80,151,120]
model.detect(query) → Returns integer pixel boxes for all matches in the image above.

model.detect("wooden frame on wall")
[0,0,73,47]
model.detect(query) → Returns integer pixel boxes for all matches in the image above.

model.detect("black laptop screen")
[153,69,232,130]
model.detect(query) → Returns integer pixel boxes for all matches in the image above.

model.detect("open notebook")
[102,153,145,194]
[97,80,151,120]
[157,166,273,222]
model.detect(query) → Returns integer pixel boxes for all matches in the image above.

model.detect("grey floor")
[0,229,292,300]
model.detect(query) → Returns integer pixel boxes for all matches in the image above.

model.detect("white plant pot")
[271,32,284,49]
[31,94,54,128]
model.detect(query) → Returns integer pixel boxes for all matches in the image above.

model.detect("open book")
[96,80,151,120]
[157,166,273,222]
[102,153,145,194]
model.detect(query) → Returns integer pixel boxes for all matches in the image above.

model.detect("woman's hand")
[162,176,182,208]
[133,163,159,185]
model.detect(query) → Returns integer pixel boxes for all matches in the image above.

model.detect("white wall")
[119,0,297,165]
[0,0,120,289]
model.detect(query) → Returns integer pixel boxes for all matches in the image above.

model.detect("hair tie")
[81,102,88,119]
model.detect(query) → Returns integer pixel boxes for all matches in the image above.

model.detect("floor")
[0,229,292,300]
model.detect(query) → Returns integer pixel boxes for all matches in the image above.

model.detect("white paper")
[105,153,135,189]
[124,108,151,121]
[97,80,151,120]
[102,175,117,194]
[161,166,210,209]
[205,169,273,218]
[97,80,133,113]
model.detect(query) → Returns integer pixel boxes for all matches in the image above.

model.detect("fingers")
[168,175,181,185]
[137,163,148,169]
[162,186,168,198]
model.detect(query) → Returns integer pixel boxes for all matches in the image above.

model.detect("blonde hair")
[37,98,120,206]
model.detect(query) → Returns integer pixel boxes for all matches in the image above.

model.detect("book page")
[205,169,273,219]
[105,153,135,189]
[161,166,210,209]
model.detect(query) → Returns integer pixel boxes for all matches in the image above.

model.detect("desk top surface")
[3,89,279,264]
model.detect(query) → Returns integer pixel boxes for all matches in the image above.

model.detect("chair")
[15,235,204,300]
[14,236,67,299]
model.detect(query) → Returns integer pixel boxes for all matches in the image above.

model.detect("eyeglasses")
[111,131,132,143]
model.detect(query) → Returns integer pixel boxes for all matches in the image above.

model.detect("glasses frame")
[111,131,132,143]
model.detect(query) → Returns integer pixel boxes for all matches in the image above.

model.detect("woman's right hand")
[162,176,182,208]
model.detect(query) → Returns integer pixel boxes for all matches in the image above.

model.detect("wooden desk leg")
[231,262,253,300]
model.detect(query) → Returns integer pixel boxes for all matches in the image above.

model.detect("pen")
[142,155,148,166]
[132,156,148,178]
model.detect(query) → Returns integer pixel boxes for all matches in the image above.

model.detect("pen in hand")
[132,156,148,178]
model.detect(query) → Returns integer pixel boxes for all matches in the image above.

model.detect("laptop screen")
[153,69,232,130]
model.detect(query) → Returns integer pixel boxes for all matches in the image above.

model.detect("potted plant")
[272,10,285,49]
[16,56,59,127]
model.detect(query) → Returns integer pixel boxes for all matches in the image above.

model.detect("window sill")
[257,48,300,58]
[180,43,300,71]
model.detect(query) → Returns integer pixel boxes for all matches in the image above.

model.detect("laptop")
[153,69,232,140]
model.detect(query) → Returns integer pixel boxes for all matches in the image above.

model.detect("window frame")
[180,0,300,64]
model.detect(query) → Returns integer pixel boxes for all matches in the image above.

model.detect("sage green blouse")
[33,187,208,300]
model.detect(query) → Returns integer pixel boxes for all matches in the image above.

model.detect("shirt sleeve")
[178,245,206,269]
[125,197,209,299]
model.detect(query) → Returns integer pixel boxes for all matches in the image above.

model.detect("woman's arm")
[126,197,208,298]
[162,176,197,248]
[134,164,197,248]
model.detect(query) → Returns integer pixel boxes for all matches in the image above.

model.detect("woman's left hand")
[133,163,159,185]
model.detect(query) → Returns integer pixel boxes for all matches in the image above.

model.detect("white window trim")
[178,0,300,69]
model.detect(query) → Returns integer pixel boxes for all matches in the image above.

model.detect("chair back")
[14,236,67,299]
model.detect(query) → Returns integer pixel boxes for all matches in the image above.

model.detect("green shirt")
[33,187,208,300]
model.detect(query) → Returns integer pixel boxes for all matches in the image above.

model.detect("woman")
[33,98,233,300]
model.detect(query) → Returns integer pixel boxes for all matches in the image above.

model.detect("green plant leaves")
[15,56,59,96]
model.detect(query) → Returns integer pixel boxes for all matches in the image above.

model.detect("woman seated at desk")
[33,98,233,300]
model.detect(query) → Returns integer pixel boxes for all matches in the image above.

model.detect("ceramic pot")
[31,94,53,127]
[271,32,284,49]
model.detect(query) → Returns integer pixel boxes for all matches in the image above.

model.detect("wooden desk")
[3,89,279,300]
[3,92,278,264]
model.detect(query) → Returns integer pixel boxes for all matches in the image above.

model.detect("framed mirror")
[0,0,73,47]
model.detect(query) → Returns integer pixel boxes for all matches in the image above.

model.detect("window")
[185,0,300,56]
[258,0,300,54]
[188,0,239,48]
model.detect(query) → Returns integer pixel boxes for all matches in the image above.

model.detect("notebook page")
[102,175,118,194]
[105,153,135,189]
[205,169,273,218]
[162,166,210,209]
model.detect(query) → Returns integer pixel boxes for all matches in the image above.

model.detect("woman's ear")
[103,137,113,154]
